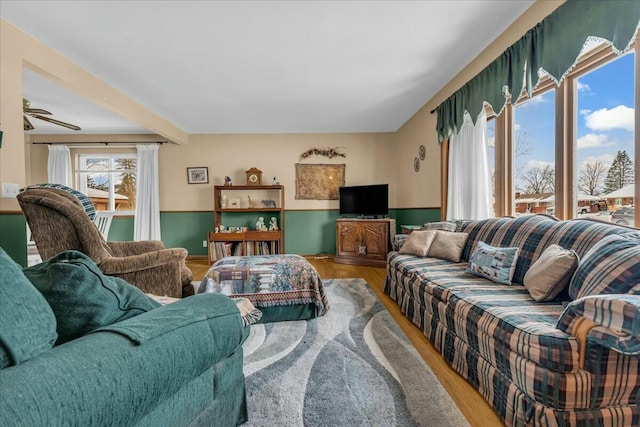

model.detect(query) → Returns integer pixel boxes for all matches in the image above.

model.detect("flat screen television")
[339,184,388,217]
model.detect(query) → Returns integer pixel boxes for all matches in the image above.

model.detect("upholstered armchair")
[18,186,194,298]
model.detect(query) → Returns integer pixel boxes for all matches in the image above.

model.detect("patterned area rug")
[242,278,469,427]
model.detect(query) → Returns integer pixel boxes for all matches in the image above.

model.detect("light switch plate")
[2,183,20,198]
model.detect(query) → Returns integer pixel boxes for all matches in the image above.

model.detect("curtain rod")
[31,141,166,146]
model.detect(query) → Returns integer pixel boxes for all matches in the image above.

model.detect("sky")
[512,49,635,195]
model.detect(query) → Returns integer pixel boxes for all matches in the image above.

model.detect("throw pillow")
[556,294,640,356]
[399,230,438,257]
[420,221,457,232]
[428,231,469,263]
[466,241,519,285]
[23,250,160,345]
[569,233,640,300]
[523,244,579,302]
[0,248,57,368]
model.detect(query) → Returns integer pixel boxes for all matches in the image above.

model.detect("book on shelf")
[209,241,242,262]
[210,238,280,260]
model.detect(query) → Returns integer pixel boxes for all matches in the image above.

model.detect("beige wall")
[3,2,565,212]
[161,133,393,210]
[24,133,393,211]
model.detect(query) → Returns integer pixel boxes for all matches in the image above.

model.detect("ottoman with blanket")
[199,254,330,323]
[385,215,639,426]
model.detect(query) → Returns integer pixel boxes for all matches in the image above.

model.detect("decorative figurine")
[256,217,267,231]
[272,177,278,185]
[247,195,253,208]
[221,194,228,208]
[224,176,232,186]
[268,217,279,231]
[262,199,276,208]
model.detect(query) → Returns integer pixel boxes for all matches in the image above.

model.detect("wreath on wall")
[300,147,346,160]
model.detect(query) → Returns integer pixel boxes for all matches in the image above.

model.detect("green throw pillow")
[23,250,160,345]
[0,247,57,368]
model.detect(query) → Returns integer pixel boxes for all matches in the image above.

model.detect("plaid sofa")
[385,215,639,426]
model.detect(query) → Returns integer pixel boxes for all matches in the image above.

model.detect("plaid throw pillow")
[569,233,640,300]
[421,221,457,232]
[557,294,640,355]
[24,183,96,220]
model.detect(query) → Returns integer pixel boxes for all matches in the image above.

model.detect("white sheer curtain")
[134,144,161,241]
[446,111,492,221]
[47,145,72,186]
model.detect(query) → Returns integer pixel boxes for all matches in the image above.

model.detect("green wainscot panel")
[389,208,442,233]
[109,213,214,256]
[285,210,341,255]
[161,212,214,256]
[108,217,134,242]
[0,214,27,266]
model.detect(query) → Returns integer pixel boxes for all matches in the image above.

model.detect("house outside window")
[77,154,137,213]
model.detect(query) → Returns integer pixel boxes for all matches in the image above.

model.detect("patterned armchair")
[17,186,193,298]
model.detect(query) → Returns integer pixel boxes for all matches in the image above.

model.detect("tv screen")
[339,184,388,217]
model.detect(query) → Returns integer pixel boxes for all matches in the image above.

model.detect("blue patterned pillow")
[569,233,640,300]
[466,241,519,285]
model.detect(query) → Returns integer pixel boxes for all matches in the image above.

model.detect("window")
[575,50,635,224]
[77,154,137,212]
[513,89,555,216]
[491,40,637,226]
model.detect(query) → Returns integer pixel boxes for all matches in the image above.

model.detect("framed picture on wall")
[187,167,209,184]
[295,163,345,200]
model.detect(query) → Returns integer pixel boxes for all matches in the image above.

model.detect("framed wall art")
[187,167,209,184]
[295,163,345,200]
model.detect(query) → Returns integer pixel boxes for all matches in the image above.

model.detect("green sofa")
[0,248,249,426]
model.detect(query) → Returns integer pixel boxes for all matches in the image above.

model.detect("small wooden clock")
[245,167,263,185]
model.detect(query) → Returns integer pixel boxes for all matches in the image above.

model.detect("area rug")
[242,278,469,427]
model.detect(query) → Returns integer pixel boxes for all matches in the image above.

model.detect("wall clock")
[245,167,263,185]
[419,145,426,160]
[413,157,420,172]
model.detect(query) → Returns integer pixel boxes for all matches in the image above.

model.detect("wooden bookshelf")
[209,185,285,263]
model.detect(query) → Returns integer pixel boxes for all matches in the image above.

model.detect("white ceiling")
[2,1,535,134]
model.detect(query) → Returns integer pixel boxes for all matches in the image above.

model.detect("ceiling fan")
[23,98,81,131]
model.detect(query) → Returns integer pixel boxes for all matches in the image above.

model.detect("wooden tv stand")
[335,218,392,267]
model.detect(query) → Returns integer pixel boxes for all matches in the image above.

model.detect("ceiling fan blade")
[25,108,52,115]
[23,115,35,131]
[29,113,81,131]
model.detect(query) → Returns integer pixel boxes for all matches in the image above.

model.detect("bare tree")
[513,129,532,186]
[514,129,531,159]
[521,165,555,195]
[578,160,607,195]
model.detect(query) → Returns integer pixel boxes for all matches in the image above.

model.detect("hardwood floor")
[187,256,502,427]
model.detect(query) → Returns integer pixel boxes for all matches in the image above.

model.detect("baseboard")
[187,255,208,261]
[303,254,335,260]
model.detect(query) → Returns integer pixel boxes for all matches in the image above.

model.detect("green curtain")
[436,0,640,142]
